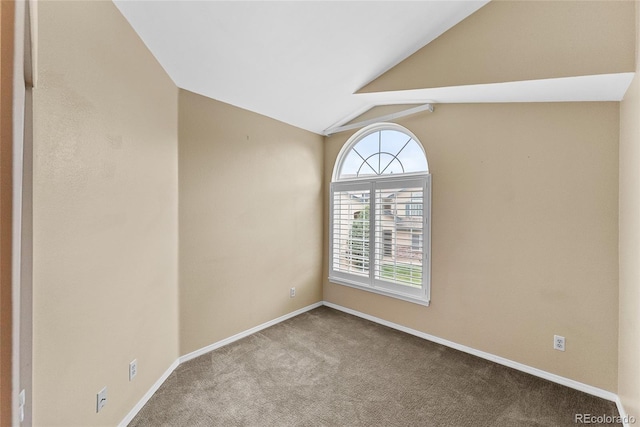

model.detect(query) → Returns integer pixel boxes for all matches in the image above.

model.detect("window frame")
[329,123,431,306]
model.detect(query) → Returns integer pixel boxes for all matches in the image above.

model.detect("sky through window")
[338,129,427,179]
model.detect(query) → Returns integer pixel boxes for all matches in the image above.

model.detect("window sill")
[328,276,430,307]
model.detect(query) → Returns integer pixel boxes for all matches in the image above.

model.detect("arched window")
[329,123,431,305]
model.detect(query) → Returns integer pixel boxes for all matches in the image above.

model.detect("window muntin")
[330,123,431,306]
[336,127,428,180]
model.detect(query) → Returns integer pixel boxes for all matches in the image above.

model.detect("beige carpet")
[129,306,620,426]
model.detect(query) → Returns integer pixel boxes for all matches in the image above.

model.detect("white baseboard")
[119,301,323,425]
[179,302,324,364]
[120,299,626,426]
[615,396,632,427]
[118,358,179,427]
[323,301,619,403]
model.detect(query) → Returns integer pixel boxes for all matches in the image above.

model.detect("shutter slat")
[374,185,424,289]
[331,188,371,277]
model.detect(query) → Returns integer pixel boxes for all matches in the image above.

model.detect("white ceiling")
[114,1,632,135]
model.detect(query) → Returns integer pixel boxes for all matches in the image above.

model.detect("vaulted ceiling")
[114,1,635,135]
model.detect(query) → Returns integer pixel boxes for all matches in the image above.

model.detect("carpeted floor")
[129,306,620,426]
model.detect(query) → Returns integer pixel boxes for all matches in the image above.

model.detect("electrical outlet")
[554,335,565,351]
[290,287,296,298]
[96,387,107,413]
[129,359,137,381]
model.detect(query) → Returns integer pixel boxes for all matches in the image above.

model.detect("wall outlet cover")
[97,387,107,413]
[129,359,138,381]
[553,335,566,351]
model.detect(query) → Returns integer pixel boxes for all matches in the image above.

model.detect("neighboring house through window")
[406,193,423,217]
[329,123,431,305]
[383,230,393,257]
[412,231,422,252]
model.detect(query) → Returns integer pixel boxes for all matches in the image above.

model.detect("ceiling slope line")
[324,103,434,137]
[355,73,636,107]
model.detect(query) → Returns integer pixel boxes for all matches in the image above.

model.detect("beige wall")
[324,102,620,392]
[26,0,637,424]
[618,2,640,420]
[178,90,324,355]
[33,2,179,426]
[360,1,635,93]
